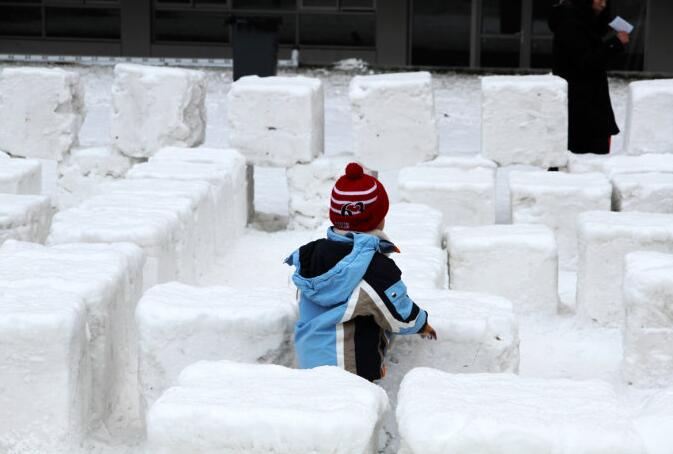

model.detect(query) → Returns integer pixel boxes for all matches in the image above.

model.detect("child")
[285,162,436,382]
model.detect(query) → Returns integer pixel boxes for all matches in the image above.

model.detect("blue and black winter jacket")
[285,228,428,381]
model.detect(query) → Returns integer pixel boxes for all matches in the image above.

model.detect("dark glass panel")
[531,37,553,68]
[0,6,41,36]
[412,0,471,67]
[532,0,554,35]
[46,7,120,38]
[481,35,519,67]
[300,0,336,9]
[196,0,228,5]
[154,9,229,42]
[340,0,374,10]
[232,0,295,9]
[482,0,522,34]
[299,13,374,46]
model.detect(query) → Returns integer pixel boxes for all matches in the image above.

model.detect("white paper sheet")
[609,16,634,34]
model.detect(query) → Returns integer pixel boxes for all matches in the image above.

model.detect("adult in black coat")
[549,0,629,154]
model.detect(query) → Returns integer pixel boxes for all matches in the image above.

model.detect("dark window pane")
[44,0,83,4]
[531,37,552,68]
[300,0,336,9]
[300,13,374,46]
[0,0,41,3]
[0,6,41,36]
[481,36,519,67]
[196,0,228,5]
[412,0,471,67]
[340,0,374,10]
[154,10,229,42]
[232,0,295,9]
[482,0,522,34]
[156,0,191,5]
[46,7,120,38]
[533,0,554,35]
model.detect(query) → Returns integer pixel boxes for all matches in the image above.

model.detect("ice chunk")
[386,203,443,248]
[447,224,559,313]
[633,387,673,454]
[509,171,612,269]
[481,75,568,168]
[0,241,145,431]
[350,72,438,171]
[0,156,42,194]
[576,211,673,325]
[397,369,644,454]
[398,166,496,226]
[624,79,673,155]
[419,154,497,171]
[0,67,84,161]
[623,251,673,387]
[612,172,673,214]
[0,287,88,453]
[56,146,135,209]
[146,361,388,454]
[111,64,207,159]
[0,194,52,245]
[228,75,324,167]
[393,246,447,292]
[136,282,297,411]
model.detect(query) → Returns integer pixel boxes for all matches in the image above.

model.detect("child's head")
[329,162,389,232]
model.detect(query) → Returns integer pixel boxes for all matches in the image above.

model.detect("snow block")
[576,211,673,325]
[566,152,608,173]
[509,171,612,269]
[228,75,324,167]
[136,282,297,411]
[0,241,145,431]
[633,387,673,454]
[481,75,568,168]
[0,67,84,161]
[147,361,388,454]
[612,172,673,214]
[398,166,496,226]
[623,251,673,387]
[0,155,42,194]
[394,246,448,293]
[350,72,438,171]
[397,369,644,454]
[385,203,443,249]
[111,64,207,159]
[56,146,135,209]
[151,146,249,236]
[0,194,52,246]
[624,79,673,155]
[419,154,497,172]
[447,224,559,313]
[0,287,88,454]
[127,159,243,254]
[601,154,673,177]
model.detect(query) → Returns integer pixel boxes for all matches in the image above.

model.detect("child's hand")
[420,323,437,340]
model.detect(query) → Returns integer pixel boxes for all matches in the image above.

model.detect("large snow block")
[56,146,134,210]
[111,64,207,159]
[136,282,297,411]
[0,287,88,453]
[398,166,495,226]
[350,72,438,171]
[419,154,497,172]
[0,194,52,245]
[0,67,84,161]
[127,160,242,254]
[624,79,673,155]
[623,252,673,387]
[633,387,673,454]
[385,203,443,249]
[396,369,644,454]
[394,246,447,292]
[481,75,568,168]
[48,192,197,288]
[601,154,673,177]
[147,361,389,454]
[612,172,673,214]
[0,156,42,194]
[509,171,612,269]
[0,241,145,431]
[228,75,324,167]
[566,152,609,174]
[447,224,559,313]
[151,146,249,236]
[576,212,673,325]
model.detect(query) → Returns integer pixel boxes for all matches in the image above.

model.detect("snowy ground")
[1,63,645,453]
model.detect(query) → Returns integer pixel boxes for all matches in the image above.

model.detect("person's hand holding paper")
[609,16,634,34]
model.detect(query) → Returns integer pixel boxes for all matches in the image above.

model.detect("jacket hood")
[285,229,385,307]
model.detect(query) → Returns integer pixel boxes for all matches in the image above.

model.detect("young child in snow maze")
[285,162,436,382]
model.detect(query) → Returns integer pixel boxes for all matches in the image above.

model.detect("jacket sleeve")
[359,253,428,335]
[557,14,624,73]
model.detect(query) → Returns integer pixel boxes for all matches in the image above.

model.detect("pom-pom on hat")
[329,162,389,232]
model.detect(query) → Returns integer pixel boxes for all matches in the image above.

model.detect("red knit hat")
[329,162,389,232]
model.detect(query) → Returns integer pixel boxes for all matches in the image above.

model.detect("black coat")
[549,0,624,154]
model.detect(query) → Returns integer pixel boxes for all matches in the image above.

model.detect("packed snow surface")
[0,155,42,194]
[612,172,673,213]
[624,79,673,155]
[0,193,52,245]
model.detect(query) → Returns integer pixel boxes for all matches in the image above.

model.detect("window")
[46,6,121,39]
[154,9,230,42]
[0,6,42,36]
[231,0,295,9]
[299,12,375,47]
[411,0,471,67]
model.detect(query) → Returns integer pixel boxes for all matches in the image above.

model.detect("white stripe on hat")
[330,196,378,205]
[333,183,377,196]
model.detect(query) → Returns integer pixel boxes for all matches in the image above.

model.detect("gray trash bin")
[229,16,282,81]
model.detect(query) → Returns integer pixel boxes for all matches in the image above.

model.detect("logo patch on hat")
[340,202,365,216]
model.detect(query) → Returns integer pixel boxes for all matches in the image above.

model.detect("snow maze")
[0,64,672,454]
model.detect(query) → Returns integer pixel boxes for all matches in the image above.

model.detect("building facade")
[1,0,671,73]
